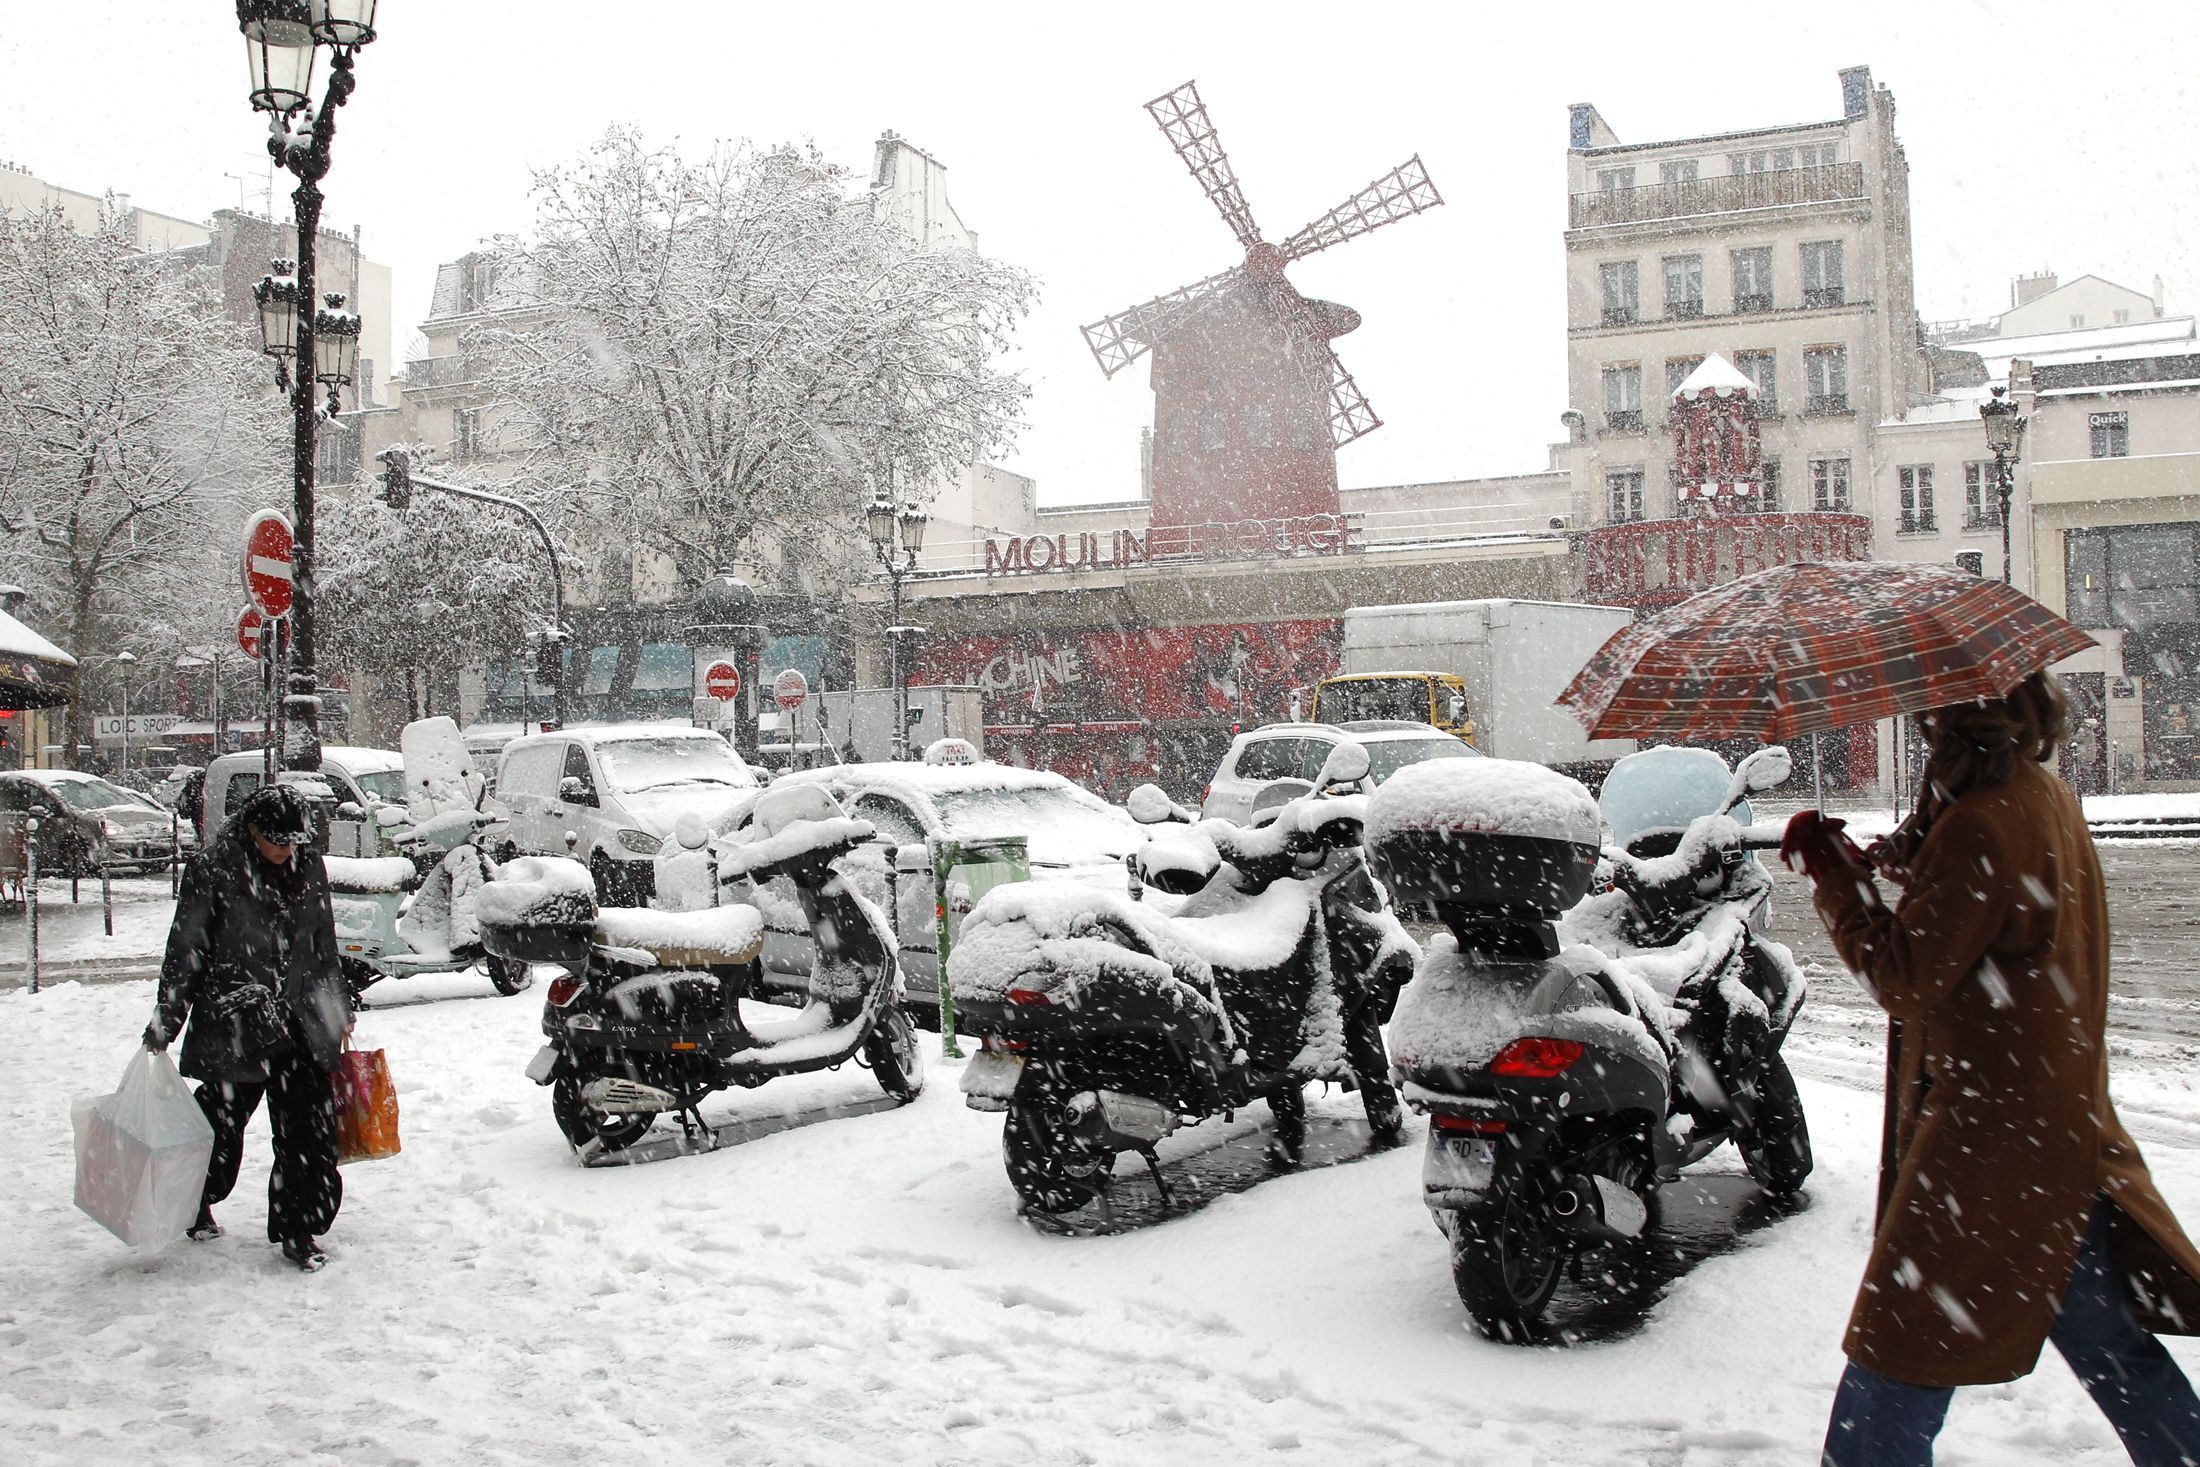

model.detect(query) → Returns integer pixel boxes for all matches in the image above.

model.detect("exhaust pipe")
[1547,1174,1648,1242]
[580,1076,679,1115]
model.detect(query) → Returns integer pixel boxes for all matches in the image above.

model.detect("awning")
[0,608,76,711]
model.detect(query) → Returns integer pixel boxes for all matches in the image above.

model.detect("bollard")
[170,813,180,897]
[101,861,113,937]
[24,815,38,994]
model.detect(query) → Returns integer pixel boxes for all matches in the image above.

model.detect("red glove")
[1780,810,1868,883]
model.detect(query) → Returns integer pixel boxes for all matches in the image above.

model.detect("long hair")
[1871,671,2070,880]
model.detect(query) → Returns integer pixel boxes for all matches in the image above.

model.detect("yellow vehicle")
[1310,672,1476,743]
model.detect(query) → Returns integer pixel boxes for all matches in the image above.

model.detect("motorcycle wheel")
[863,1004,926,1103]
[486,954,532,996]
[1002,1087,1111,1214]
[1449,1195,1567,1342]
[551,1074,654,1153]
[1738,1054,1813,1196]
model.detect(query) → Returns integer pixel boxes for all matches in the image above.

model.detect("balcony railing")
[1733,292,1773,314]
[1899,514,1939,535]
[1570,163,1866,229]
[403,355,479,389]
[1603,410,1645,434]
[1804,393,1851,416]
[1666,300,1705,321]
[1601,306,1638,326]
[1802,286,1847,309]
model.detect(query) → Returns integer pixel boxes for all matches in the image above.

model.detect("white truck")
[1312,599,1637,775]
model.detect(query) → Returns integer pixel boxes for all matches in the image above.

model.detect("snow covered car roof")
[778,762,1138,866]
[780,761,1109,801]
[320,745,403,775]
[510,722,726,748]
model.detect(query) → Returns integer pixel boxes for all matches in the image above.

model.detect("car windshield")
[1320,679,1432,724]
[1364,738,1476,784]
[350,769,408,804]
[49,777,151,811]
[936,787,1131,865]
[595,736,756,793]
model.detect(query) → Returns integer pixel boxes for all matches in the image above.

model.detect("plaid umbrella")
[1558,560,2098,743]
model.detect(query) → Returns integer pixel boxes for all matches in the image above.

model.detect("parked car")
[670,761,1139,1020]
[496,724,759,904]
[0,769,181,875]
[1200,720,1477,824]
[199,746,408,857]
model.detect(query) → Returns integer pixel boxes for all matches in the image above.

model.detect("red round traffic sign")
[773,668,810,711]
[703,660,742,702]
[236,605,267,660]
[242,510,295,619]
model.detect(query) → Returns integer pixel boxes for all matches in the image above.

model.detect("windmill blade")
[1280,156,1443,262]
[1145,82,1264,253]
[1080,266,1240,377]
[1325,347,1382,448]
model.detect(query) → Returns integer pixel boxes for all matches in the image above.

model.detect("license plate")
[523,1044,561,1086]
[1425,1133,1498,1193]
[959,1049,1026,1101]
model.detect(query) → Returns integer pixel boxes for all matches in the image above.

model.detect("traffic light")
[534,634,564,688]
[378,448,412,510]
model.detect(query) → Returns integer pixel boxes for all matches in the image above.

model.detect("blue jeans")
[1823,1199,2200,1466]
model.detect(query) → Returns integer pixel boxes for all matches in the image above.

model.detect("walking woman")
[143,783,351,1271]
[1783,672,2200,1465]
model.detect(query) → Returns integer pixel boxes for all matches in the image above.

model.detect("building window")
[1803,345,1849,414]
[1665,356,1704,401]
[1801,240,1845,307]
[1728,143,1837,174]
[1599,261,1639,325]
[1663,254,1704,319]
[2065,524,2200,636]
[2070,314,2086,329]
[2115,309,2132,324]
[1810,456,1852,512]
[453,407,482,463]
[1199,406,1227,451]
[1731,247,1774,313]
[1597,167,1636,193]
[315,419,361,485]
[1955,550,1985,577]
[1606,469,1645,523]
[1734,349,1779,414]
[457,255,498,314]
[2090,411,2130,458]
[1659,159,1699,184]
[1898,465,1937,534]
[1964,461,2005,528]
[1245,403,1274,449]
[1602,364,1644,433]
[1760,456,1782,513]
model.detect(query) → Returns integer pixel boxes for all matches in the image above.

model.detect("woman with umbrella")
[1563,561,2200,1464]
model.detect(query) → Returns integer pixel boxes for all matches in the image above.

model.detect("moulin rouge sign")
[982,512,1360,576]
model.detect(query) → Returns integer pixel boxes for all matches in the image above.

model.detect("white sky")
[3,1,2196,506]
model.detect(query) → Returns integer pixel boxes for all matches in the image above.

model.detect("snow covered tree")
[465,126,1036,591]
[0,202,285,758]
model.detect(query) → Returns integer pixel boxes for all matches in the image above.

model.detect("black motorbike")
[1372,745,1812,1339]
[951,742,1416,1214]
[497,784,924,1159]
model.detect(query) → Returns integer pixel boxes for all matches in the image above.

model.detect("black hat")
[235,783,314,845]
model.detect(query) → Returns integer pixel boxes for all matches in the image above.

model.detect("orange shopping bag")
[334,1045,400,1165]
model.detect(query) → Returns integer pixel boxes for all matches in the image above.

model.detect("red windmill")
[1082,81,1443,552]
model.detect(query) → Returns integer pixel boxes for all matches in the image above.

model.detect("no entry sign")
[703,660,742,702]
[236,605,269,660]
[242,510,295,619]
[773,669,810,710]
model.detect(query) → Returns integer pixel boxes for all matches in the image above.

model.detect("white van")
[496,725,759,903]
[199,746,407,857]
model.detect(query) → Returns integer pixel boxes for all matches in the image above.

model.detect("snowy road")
[9,971,2200,1465]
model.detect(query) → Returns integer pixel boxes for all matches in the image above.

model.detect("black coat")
[151,825,349,1084]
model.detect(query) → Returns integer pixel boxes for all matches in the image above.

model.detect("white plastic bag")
[72,1048,215,1249]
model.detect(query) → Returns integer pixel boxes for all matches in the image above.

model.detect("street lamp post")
[236,0,379,771]
[865,497,929,760]
[113,651,136,772]
[1980,384,2028,586]
[684,573,766,761]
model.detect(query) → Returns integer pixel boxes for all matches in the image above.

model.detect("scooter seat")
[593,906,766,967]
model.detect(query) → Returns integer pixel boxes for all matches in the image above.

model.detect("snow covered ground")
[9,970,2200,1465]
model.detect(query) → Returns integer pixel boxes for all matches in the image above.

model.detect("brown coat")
[1814,758,2200,1388]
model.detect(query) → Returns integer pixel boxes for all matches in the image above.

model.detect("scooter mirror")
[1722,745,1794,812]
[334,802,365,821]
[1315,740,1372,790]
[374,806,411,829]
[1126,784,1184,825]
[673,812,711,851]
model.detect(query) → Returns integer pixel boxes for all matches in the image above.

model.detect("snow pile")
[651,845,721,913]
[1388,935,1671,1078]
[1367,757,1600,847]
[1611,813,1746,895]
[950,882,1231,1038]
[1134,823,1220,892]
[477,855,595,928]
[323,856,416,893]
[400,716,482,822]
[593,905,765,964]
[399,847,488,958]
[718,815,873,878]
[1169,878,1319,972]
[1565,889,1806,1031]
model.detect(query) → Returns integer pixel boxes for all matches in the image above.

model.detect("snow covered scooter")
[1370,745,1810,1339]
[951,742,1417,1215]
[499,783,925,1162]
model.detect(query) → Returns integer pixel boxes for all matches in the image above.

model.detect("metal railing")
[1570,163,1866,229]
[401,355,478,389]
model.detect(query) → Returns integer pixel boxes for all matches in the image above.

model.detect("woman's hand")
[1781,810,1869,883]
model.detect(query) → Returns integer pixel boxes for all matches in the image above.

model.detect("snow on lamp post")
[866,499,929,761]
[1980,385,2027,585]
[235,0,378,774]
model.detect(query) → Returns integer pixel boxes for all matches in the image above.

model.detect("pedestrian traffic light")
[378,448,412,510]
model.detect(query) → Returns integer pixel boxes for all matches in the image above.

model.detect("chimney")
[1838,66,1872,120]
[1567,104,1617,150]
[2154,275,2167,318]
[2012,271,2058,309]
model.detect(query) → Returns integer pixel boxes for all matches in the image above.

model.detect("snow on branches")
[464,127,1037,589]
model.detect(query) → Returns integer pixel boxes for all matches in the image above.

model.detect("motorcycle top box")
[1364,758,1601,919]
[480,855,599,966]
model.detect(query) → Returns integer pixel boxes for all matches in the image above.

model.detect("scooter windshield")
[1599,746,1750,854]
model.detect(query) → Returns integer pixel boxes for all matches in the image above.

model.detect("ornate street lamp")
[233,0,379,772]
[1980,384,2028,585]
[866,500,929,760]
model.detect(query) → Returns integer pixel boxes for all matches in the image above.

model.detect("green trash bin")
[930,834,1030,1060]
